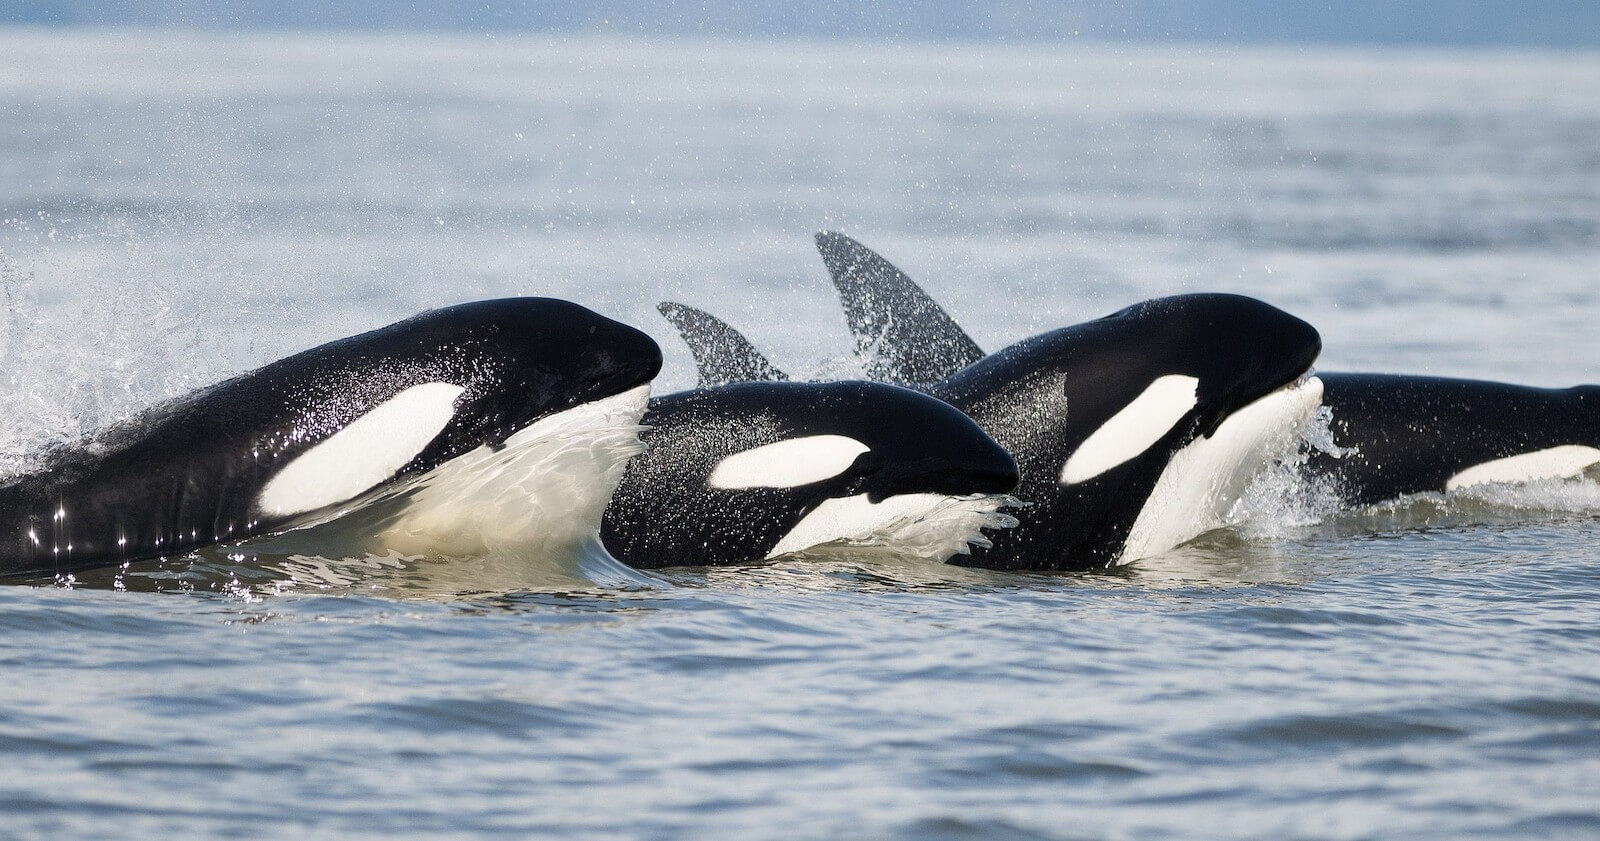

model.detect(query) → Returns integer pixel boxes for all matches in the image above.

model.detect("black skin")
[809,234,1329,567]
[0,298,662,578]
[658,290,1320,570]
[927,294,1321,570]
[658,302,790,388]
[659,236,1333,569]
[601,380,1019,569]
[1311,373,1600,507]
[816,232,1600,515]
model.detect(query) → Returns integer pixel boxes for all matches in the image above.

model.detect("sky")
[5,0,1600,47]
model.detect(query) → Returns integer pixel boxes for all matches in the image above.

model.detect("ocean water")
[3,29,1600,839]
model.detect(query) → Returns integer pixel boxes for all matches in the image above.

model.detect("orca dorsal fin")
[657,302,790,388]
[814,231,986,386]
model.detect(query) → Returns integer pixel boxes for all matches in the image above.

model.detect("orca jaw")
[1117,374,1324,564]
[605,440,1022,569]
[763,441,1021,562]
[765,492,1021,563]
[479,319,664,450]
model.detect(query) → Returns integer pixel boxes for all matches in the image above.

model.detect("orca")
[1310,373,1600,505]
[816,232,1600,510]
[659,235,1323,570]
[1,298,663,578]
[601,380,1021,568]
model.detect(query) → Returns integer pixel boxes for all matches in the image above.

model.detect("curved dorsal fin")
[657,302,789,388]
[814,231,986,386]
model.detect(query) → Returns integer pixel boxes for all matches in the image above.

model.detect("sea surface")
[2,29,1600,840]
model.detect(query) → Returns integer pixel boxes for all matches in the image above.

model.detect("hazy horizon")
[6,0,1600,48]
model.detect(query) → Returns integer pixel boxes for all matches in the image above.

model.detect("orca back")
[1315,373,1600,506]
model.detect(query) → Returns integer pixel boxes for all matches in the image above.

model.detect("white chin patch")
[708,434,870,489]
[1061,374,1199,485]
[1446,445,1600,491]
[766,492,1020,563]
[257,381,464,518]
[1118,375,1324,565]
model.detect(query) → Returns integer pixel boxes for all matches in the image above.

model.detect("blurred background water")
[1,27,1599,840]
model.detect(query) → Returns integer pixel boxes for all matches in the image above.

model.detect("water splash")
[226,385,662,596]
[0,235,218,479]
[784,493,1021,564]
[1231,405,1600,541]
[1231,405,1351,537]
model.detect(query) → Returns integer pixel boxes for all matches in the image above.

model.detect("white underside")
[250,384,657,590]
[766,492,1020,562]
[1117,375,1324,565]
[375,385,652,574]
[1445,445,1600,491]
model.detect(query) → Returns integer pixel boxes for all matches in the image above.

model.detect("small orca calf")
[660,234,1323,570]
[1310,374,1600,506]
[601,380,1021,568]
[815,233,1600,510]
[0,298,663,578]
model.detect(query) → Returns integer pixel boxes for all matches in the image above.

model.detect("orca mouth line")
[1117,373,1326,565]
[1286,369,1317,390]
[555,366,660,415]
[1250,365,1320,409]
[1197,366,1319,443]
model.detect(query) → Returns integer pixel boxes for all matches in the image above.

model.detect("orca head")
[249,298,663,535]
[600,380,1020,568]
[937,293,1323,567]
[1077,294,1322,438]
[415,297,664,446]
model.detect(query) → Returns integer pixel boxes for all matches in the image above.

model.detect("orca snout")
[864,449,1018,502]
[1186,294,1323,398]
[913,458,1020,498]
[1272,308,1322,380]
[576,317,665,402]
[863,390,1020,500]
[936,432,1021,495]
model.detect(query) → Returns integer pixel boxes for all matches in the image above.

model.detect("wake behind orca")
[0,298,663,579]
[662,240,1323,569]
[813,232,1600,511]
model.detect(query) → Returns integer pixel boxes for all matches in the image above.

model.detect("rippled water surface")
[2,30,1599,840]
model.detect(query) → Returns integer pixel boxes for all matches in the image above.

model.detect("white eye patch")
[1061,374,1199,485]
[257,381,464,517]
[708,434,870,490]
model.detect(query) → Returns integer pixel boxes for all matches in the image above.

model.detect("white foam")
[1230,403,1351,538]
[768,492,1019,562]
[1061,374,1199,485]
[1118,376,1324,564]
[257,381,464,517]
[708,434,870,489]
